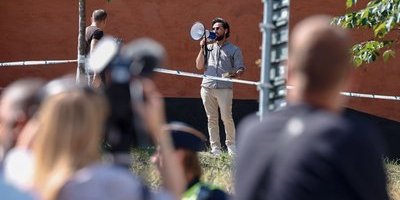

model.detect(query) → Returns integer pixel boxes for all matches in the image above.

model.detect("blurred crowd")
[0,14,390,200]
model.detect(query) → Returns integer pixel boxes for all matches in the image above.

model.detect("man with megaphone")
[195,17,245,156]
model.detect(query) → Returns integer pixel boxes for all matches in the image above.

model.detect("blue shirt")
[202,42,245,89]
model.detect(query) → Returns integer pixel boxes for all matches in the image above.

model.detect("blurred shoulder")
[59,163,145,200]
[0,176,33,200]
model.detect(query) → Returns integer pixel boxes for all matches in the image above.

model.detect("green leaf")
[374,23,387,37]
[383,49,395,62]
[367,0,378,7]
[353,56,363,67]
[361,9,369,19]
[397,13,400,23]
[334,0,399,66]
[346,0,358,9]
[386,16,394,32]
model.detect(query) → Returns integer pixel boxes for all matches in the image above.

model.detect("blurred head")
[151,122,206,182]
[288,15,351,110]
[212,17,230,41]
[0,78,44,158]
[32,85,108,200]
[92,9,107,28]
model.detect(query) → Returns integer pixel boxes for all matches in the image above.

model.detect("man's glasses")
[212,27,223,31]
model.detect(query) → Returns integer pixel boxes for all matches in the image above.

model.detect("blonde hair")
[32,88,108,200]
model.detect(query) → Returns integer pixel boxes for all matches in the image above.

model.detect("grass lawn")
[132,149,400,200]
[387,160,400,200]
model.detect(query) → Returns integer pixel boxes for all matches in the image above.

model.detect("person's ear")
[285,59,298,101]
[286,59,292,82]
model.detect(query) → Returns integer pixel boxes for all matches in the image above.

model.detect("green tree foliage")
[333,0,399,66]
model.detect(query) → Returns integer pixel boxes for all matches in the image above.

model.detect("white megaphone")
[190,22,216,41]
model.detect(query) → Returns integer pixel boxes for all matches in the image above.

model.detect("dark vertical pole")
[259,0,273,120]
[76,0,86,84]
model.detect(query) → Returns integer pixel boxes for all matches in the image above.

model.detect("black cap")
[165,122,207,152]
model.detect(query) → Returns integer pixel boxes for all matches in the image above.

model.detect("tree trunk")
[76,0,86,84]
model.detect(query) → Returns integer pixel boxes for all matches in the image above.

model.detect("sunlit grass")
[131,148,400,199]
[386,160,400,200]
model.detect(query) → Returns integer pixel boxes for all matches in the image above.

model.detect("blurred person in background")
[0,78,45,199]
[235,15,388,200]
[85,9,108,87]
[30,77,184,200]
[0,136,33,199]
[0,78,44,191]
[151,122,229,200]
[31,80,108,200]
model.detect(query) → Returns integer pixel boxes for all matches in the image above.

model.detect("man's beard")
[215,34,225,41]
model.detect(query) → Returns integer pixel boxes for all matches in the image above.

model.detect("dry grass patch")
[132,149,400,199]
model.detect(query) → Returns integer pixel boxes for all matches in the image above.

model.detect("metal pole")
[259,0,273,120]
[76,0,86,84]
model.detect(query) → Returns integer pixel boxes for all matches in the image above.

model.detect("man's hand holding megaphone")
[199,38,206,54]
[199,37,216,53]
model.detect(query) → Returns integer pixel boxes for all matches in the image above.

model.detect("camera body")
[88,37,166,153]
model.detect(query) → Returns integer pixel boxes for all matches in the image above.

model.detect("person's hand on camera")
[133,78,166,140]
[132,78,185,198]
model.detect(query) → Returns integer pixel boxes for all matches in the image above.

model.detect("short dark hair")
[2,78,45,119]
[212,17,230,38]
[92,9,107,22]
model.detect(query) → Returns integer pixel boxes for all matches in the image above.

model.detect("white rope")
[287,85,400,101]
[154,68,270,87]
[340,92,400,101]
[1,59,399,101]
[0,60,77,67]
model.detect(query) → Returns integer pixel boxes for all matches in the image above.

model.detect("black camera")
[88,37,166,153]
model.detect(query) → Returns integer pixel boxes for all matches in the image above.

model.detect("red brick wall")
[291,0,400,122]
[1,0,399,122]
[0,0,262,99]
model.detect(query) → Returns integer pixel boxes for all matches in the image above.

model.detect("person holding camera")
[195,17,245,156]
[81,37,186,199]
[28,78,112,200]
[0,79,42,199]
[29,77,184,200]
[0,78,44,191]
